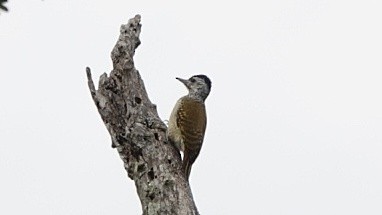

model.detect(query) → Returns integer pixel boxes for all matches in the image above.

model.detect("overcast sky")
[1,1,382,214]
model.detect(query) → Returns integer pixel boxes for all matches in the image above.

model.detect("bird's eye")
[190,78,195,83]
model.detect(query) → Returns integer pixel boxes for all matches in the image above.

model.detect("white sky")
[1,0,382,214]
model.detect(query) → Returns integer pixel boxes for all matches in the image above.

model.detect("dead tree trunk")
[86,15,199,215]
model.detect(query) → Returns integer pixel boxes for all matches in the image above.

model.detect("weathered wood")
[86,15,199,215]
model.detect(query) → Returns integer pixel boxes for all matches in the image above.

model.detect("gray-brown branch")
[86,15,199,215]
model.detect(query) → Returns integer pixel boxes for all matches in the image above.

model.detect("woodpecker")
[167,74,211,180]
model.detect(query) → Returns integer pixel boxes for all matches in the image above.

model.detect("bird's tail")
[182,160,193,181]
[182,148,199,181]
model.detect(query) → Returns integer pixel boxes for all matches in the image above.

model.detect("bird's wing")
[176,97,207,151]
[176,97,207,179]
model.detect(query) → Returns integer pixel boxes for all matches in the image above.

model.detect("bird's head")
[176,75,212,101]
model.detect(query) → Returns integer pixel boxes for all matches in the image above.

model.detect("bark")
[86,15,199,215]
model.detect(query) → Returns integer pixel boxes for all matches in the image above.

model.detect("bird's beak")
[176,77,190,89]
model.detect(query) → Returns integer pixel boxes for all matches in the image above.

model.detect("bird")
[167,74,212,180]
